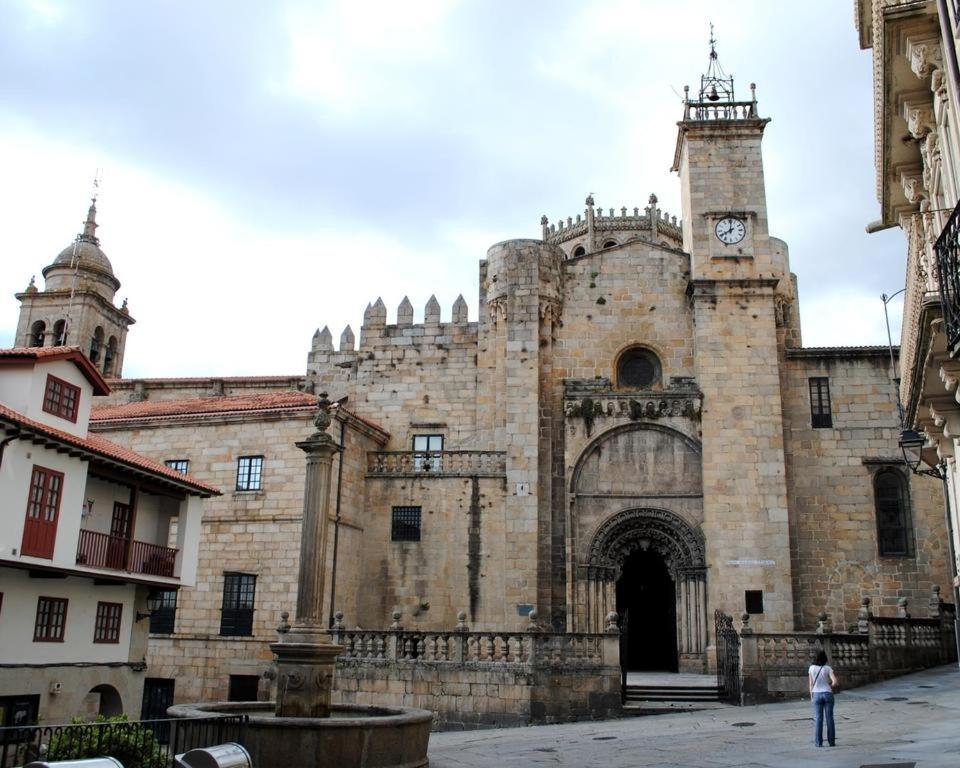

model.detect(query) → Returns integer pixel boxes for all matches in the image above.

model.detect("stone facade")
[12,48,956,714]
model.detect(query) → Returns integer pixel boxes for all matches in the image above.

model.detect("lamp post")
[898,429,960,667]
[882,289,906,425]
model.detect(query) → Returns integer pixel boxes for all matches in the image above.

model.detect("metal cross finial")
[709,22,717,60]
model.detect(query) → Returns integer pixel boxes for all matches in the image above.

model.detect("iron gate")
[714,609,741,705]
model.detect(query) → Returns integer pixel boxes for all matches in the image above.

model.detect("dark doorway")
[616,548,677,671]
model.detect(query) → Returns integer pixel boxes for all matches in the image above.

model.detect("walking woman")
[809,649,838,747]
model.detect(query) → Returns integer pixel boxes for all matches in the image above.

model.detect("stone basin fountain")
[170,395,432,768]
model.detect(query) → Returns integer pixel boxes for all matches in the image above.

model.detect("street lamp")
[136,590,164,622]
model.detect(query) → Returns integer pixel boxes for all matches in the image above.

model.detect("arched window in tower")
[603,240,617,249]
[30,320,46,347]
[90,327,104,364]
[53,320,67,346]
[874,469,914,557]
[572,245,586,258]
[616,347,662,389]
[104,336,117,377]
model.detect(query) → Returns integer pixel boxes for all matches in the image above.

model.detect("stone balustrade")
[335,628,607,666]
[330,611,622,729]
[735,594,957,704]
[365,450,507,478]
[683,100,758,121]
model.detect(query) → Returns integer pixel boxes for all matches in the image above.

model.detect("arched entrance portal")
[618,548,677,671]
[581,507,707,673]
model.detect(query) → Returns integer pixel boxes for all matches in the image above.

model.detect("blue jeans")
[812,691,835,747]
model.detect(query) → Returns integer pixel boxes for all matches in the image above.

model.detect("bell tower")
[14,197,135,377]
[673,35,795,632]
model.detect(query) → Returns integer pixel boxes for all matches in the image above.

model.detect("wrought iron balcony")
[935,200,960,350]
[76,528,178,578]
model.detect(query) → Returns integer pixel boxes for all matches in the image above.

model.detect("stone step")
[625,685,721,703]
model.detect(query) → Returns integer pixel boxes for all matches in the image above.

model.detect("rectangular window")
[412,434,443,472]
[149,590,178,634]
[228,675,260,702]
[165,459,189,474]
[0,694,40,730]
[42,374,80,423]
[809,377,832,428]
[235,456,263,491]
[745,590,764,615]
[220,573,256,636]
[33,596,68,642]
[21,466,64,559]
[93,601,123,643]
[391,506,422,542]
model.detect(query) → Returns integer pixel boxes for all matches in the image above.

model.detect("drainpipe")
[327,416,346,629]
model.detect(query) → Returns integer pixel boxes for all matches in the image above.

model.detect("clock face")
[715,217,746,245]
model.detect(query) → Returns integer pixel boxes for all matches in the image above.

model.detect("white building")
[0,346,216,725]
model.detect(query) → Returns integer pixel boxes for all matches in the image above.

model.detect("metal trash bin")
[25,759,125,768]
[174,742,252,768]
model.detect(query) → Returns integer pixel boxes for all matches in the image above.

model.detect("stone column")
[271,393,344,718]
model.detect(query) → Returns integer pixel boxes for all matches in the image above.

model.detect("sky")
[0,0,907,378]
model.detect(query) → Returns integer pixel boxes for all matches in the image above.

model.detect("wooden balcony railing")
[76,528,178,578]
[935,200,960,351]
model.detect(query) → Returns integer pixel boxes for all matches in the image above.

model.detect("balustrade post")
[738,613,760,705]
[930,585,943,618]
[454,610,468,663]
[388,610,403,660]
[602,612,620,669]
[526,609,542,666]
[898,597,910,619]
[331,611,344,646]
[857,597,872,634]
[816,611,832,635]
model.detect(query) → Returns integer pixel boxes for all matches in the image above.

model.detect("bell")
[708,84,720,102]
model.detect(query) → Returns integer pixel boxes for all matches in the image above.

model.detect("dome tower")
[14,198,135,377]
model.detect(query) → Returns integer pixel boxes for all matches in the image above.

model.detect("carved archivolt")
[585,507,705,581]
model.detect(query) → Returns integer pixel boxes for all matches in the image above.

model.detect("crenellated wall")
[306,295,479,451]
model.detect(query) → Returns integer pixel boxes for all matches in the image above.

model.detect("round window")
[618,348,660,389]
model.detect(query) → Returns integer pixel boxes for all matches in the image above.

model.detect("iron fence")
[714,609,741,705]
[935,199,960,350]
[0,715,246,768]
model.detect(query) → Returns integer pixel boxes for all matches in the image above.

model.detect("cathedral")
[10,53,954,704]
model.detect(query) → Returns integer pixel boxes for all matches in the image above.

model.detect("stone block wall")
[782,349,951,630]
[89,406,386,705]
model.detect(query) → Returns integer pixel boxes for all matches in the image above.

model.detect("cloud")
[0,0,914,377]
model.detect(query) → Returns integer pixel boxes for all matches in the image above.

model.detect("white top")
[809,664,834,693]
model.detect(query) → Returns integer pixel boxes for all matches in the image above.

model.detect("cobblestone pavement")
[428,665,960,767]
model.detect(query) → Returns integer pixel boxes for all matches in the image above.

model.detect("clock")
[715,217,746,245]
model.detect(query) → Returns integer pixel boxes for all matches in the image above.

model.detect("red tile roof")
[0,403,219,496]
[90,392,390,440]
[0,347,110,394]
[91,391,320,422]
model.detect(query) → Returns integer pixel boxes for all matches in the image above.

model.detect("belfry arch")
[568,423,707,672]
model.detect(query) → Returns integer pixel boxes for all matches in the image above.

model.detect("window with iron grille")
[391,506,422,542]
[412,435,443,472]
[236,455,263,491]
[808,377,832,428]
[42,375,80,423]
[220,573,256,636]
[94,601,123,643]
[875,469,915,557]
[149,590,178,634]
[33,597,67,642]
[165,459,189,474]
